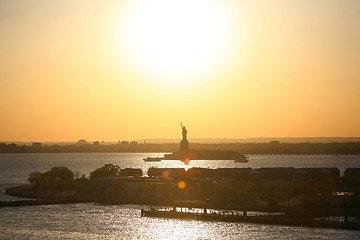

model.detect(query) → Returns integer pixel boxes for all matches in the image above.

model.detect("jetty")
[141,206,360,230]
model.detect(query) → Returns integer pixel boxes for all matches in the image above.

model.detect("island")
[161,123,247,162]
[4,164,360,230]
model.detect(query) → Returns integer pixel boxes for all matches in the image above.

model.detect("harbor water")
[1,153,360,239]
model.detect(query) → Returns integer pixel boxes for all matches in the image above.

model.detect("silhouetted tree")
[89,164,121,179]
[28,171,43,186]
[27,166,74,190]
[47,166,74,181]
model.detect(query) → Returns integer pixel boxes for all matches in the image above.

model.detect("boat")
[143,157,162,162]
[234,156,249,163]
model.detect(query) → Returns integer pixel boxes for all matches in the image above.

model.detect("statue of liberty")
[181,122,187,141]
[179,122,189,152]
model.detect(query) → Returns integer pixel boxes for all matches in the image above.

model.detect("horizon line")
[2,137,360,144]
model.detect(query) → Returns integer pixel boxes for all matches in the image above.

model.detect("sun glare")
[117,0,237,88]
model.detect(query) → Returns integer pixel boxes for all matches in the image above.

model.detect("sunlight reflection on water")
[1,204,360,239]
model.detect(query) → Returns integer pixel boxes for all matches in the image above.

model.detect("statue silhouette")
[179,122,189,152]
[181,122,187,141]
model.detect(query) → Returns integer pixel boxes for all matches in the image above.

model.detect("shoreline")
[1,152,360,155]
[2,141,360,155]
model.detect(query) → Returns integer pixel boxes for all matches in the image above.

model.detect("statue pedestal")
[180,139,189,152]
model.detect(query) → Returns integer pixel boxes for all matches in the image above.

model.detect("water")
[1,203,359,239]
[1,153,360,239]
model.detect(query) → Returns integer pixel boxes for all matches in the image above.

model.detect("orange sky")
[0,0,359,142]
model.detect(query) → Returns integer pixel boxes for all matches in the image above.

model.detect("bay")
[1,153,360,239]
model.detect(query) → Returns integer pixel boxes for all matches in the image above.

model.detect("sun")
[116,0,237,88]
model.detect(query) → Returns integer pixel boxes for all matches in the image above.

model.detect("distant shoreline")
[3,137,360,145]
[1,152,360,155]
[1,142,360,155]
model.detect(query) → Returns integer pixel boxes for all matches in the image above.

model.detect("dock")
[141,207,360,230]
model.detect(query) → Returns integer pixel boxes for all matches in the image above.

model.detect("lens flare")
[162,170,170,178]
[178,181,186,189]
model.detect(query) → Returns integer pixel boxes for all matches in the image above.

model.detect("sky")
[0,0,359,142]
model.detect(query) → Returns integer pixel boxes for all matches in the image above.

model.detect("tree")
[46,166,74,190]
[89,164,121,179]
[28,171,43,186]
[47,166,74,182]
[27,166,74,190]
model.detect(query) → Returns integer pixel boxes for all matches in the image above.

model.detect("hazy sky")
[1,0,359,141]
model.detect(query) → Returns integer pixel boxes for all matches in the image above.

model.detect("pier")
[141,206,360,230]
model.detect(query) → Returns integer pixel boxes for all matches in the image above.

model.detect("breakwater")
[0,199,91,208]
